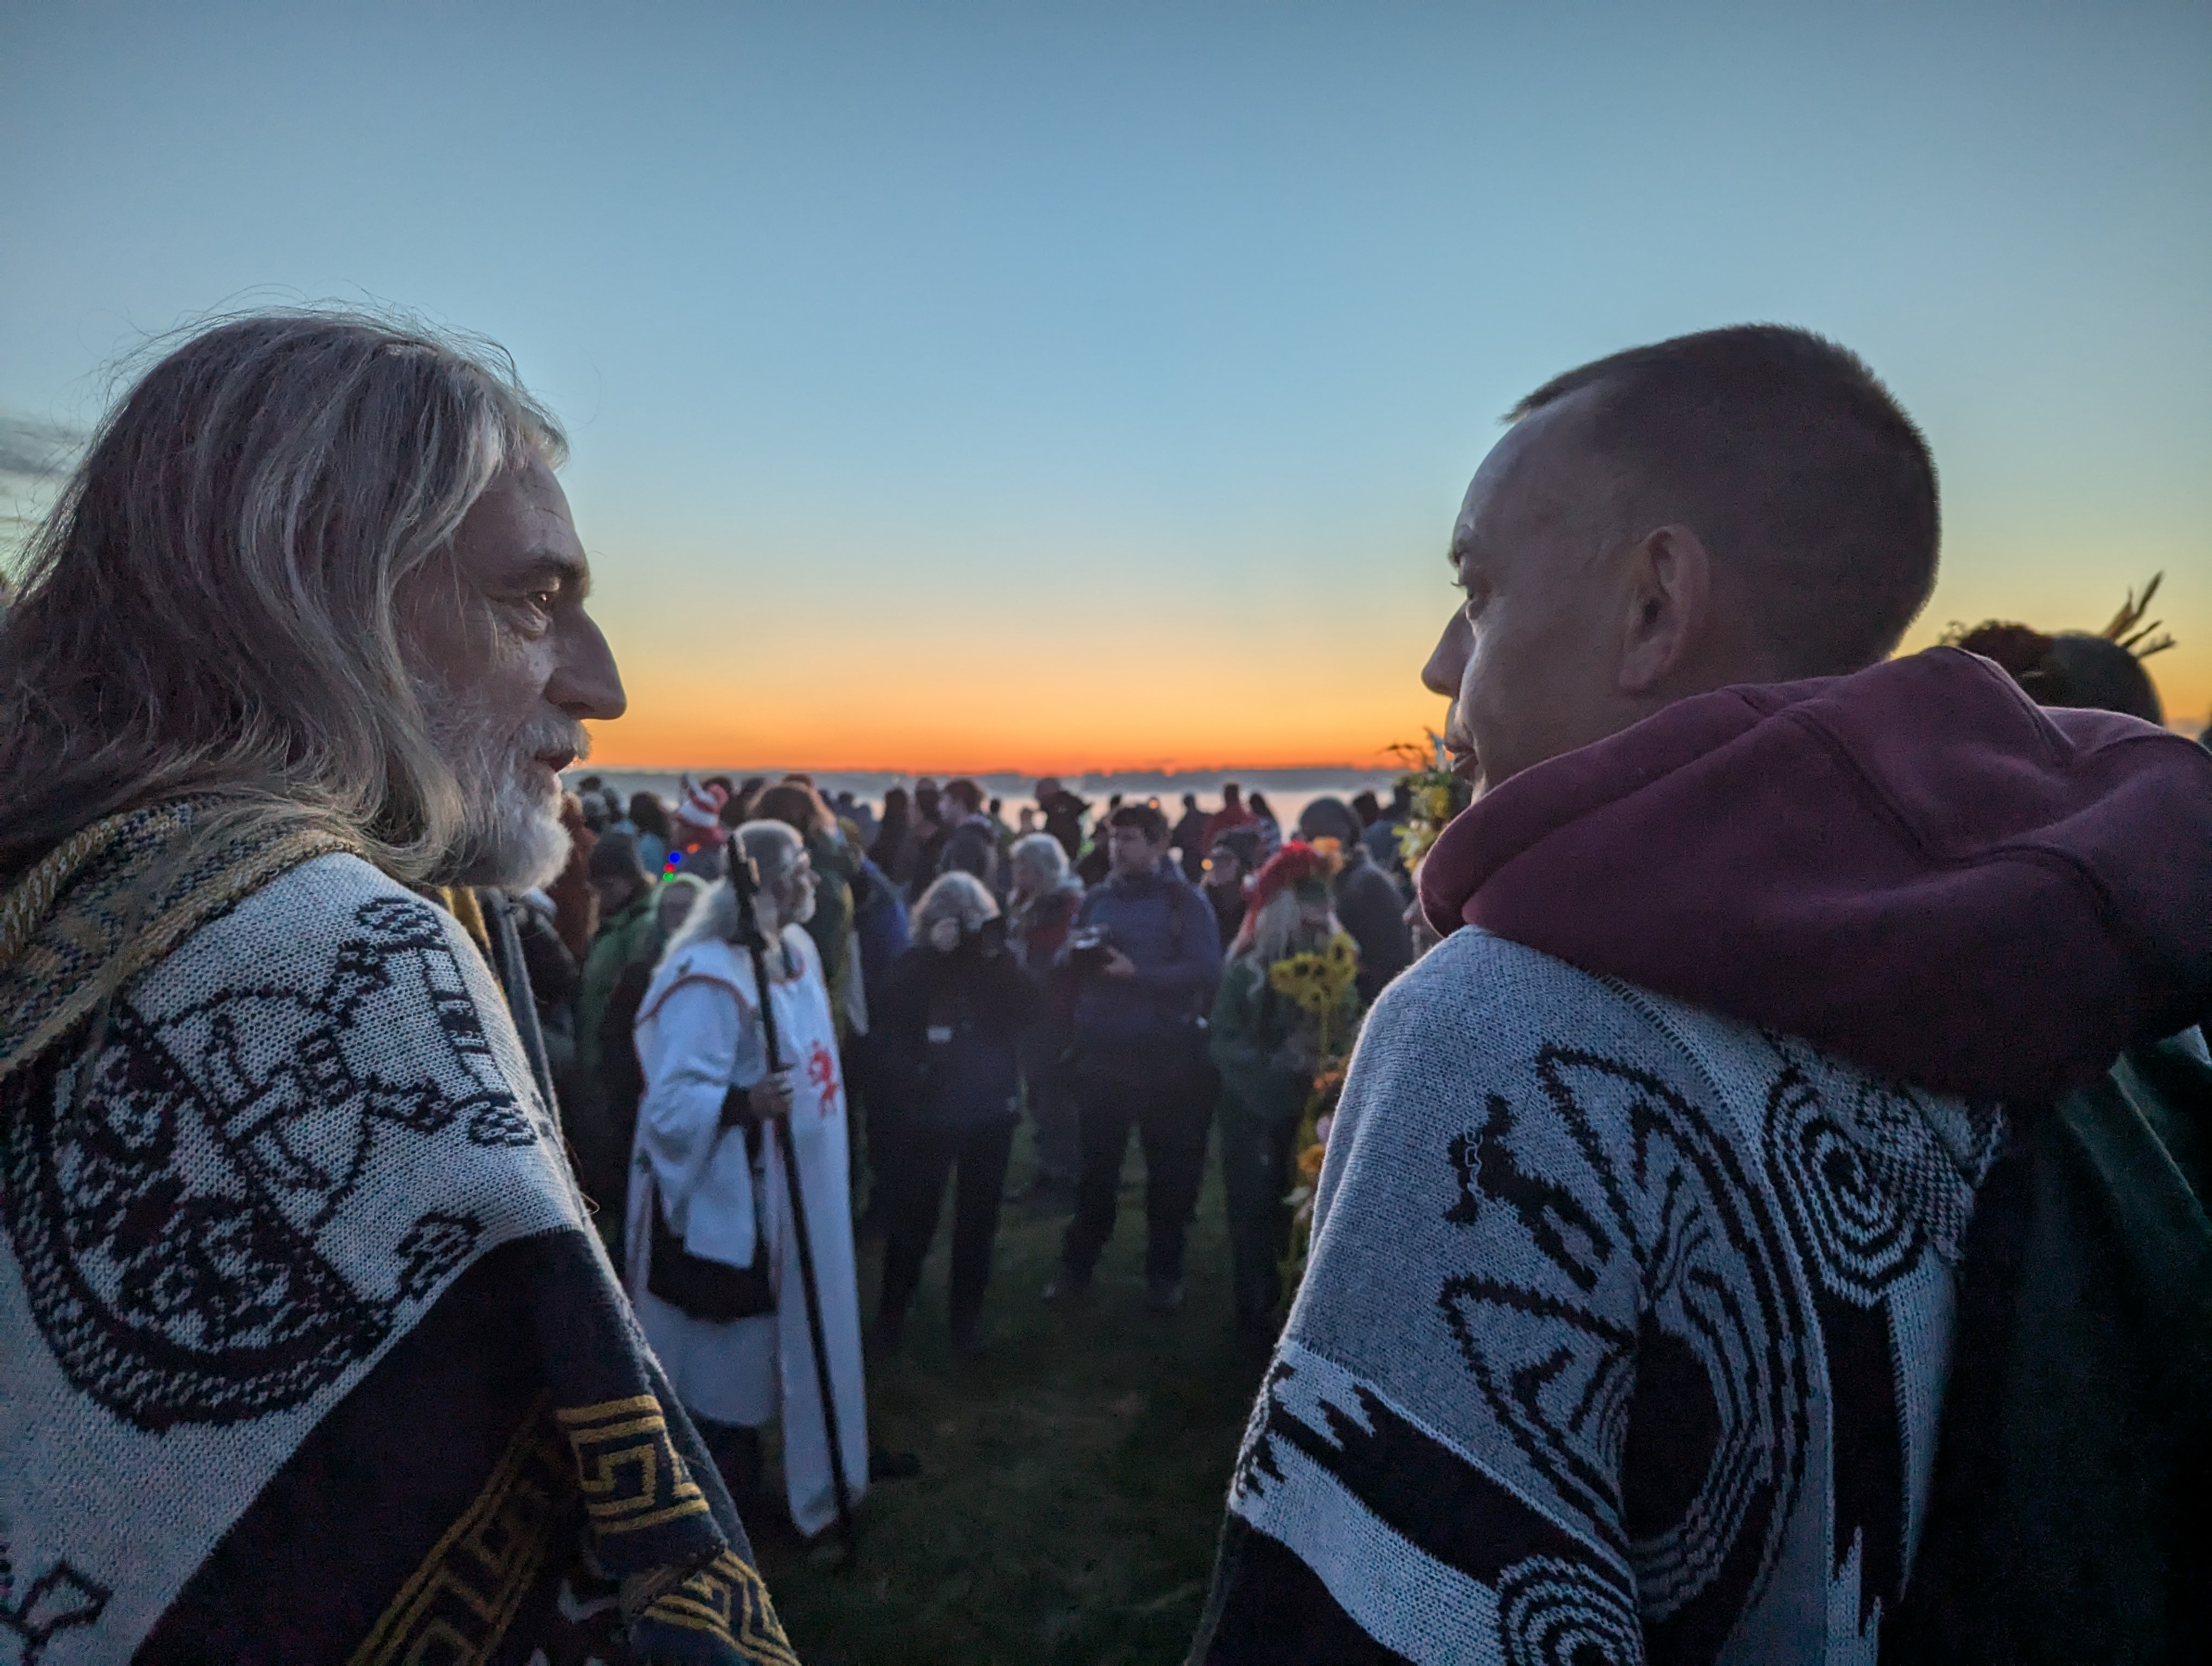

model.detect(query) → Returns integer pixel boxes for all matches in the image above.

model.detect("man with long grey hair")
[627,820,871,1545]
[0,312,794,1664]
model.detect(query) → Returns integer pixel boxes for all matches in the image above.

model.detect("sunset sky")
[2,3,2205,772]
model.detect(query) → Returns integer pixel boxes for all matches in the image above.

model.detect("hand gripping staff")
[729,839,860,1565]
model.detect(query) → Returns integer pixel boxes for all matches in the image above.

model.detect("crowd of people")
[2,310,2207,1666]
[536,770,1425,1343]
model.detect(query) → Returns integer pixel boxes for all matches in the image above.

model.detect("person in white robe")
[626,819,870,1539]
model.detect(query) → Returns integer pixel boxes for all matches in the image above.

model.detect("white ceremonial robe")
[625,926,869,1539]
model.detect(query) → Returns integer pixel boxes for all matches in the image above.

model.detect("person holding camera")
[1045,802,1225,1313]
[871,872,1042,1355]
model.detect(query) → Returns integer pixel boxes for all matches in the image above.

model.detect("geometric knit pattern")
[1208,926,2003,1664]
[0,844,792,1664]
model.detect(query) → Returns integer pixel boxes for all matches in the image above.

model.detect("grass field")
[755,1130,1272,1665]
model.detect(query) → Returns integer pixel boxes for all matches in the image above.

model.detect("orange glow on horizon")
[581,621,2211,776]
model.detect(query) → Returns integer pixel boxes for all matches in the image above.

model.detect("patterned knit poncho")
[1195,925,2002,1664]
[0,805,796,1666]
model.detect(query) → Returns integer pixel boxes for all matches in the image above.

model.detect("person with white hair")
[871,872,1043,1355]
[0,312,789,1662]
[627,819,870,1541]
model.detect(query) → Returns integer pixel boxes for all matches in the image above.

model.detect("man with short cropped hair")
[1044,802,1224,1313]
[1193,325,2212,1662]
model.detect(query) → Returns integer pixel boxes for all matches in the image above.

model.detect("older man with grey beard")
[0,313,795,1664]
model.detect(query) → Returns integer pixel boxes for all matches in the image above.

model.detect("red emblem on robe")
[806,1038,841,1117]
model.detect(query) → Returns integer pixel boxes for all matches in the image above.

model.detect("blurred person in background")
[627,821,869,1542]
[1205,781,1256,847]
[1246,792,1284,862]
[573,831,666,1250]
[754,781,863,1042]
[1948,588,2171,725]
[872,873,1041,1356]
[1203,826,1262,947]
[937,778,1000,887]
[1363,781,1417,899]
[623,787,673,874]
[1036,775,1089,863]
[871,784,917,892]
[846,843,914,1235]
[911,777,949,876]
[666,773,728,879]
[1007,831,1086,1209]
[833,788,879,848]
[1171,792,1211,880]
[1296,797,1415,1002]
[1044,803,1224,1314]
[656,868,708,938]
[1210,845,1363,1336]
[546,792,600,962]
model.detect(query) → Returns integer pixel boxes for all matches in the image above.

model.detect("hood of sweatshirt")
[1419,647,2212,1103]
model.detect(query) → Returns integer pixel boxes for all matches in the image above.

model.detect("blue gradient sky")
[3,2,2205,766]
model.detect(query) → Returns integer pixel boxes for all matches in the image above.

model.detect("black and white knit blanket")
[1194,926,2003,1665]
[0,806,796,1665]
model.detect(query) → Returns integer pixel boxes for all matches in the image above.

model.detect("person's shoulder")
[1359,927,1649,1059]
[182,851,473,972]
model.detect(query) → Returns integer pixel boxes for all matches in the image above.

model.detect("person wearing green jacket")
[1208,843,1362,1335]
[571,833,673,1246]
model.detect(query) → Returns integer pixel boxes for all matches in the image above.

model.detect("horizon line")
[568,758,1413,779]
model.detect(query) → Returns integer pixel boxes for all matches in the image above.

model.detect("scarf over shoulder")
[0,803,797,1666]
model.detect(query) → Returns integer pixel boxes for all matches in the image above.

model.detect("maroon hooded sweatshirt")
[1419,646,2212,1104]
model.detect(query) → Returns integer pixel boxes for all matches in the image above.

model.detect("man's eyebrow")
[515,550,591,599]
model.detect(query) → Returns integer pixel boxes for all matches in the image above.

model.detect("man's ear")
[1615,523,1713,695]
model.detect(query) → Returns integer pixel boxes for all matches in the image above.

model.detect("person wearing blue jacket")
[1045,802,1225,1313]
[873,872,1041,1355]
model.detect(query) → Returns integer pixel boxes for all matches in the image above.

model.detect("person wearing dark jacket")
[1360,781,1416,899]
[1203,825,1261,947]
[873,872,1041,1356]
[1007,832,1086,1206]
[937,777,1001,887]
[847,851,913,1232]
[1036,776,1090,863]
[754,780,862,1036]
[1171,792,1211,881]
[1296,796,1415,1002]
[1191,325,2212,1663]
[1045,802,1225,1313]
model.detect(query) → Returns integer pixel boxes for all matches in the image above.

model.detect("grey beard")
[425,696,585,892]
[450,766,571,890]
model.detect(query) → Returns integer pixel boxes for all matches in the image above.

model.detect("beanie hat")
[672,773,728,836]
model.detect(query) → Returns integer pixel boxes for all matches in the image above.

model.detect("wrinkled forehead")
[454,454,586,579]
